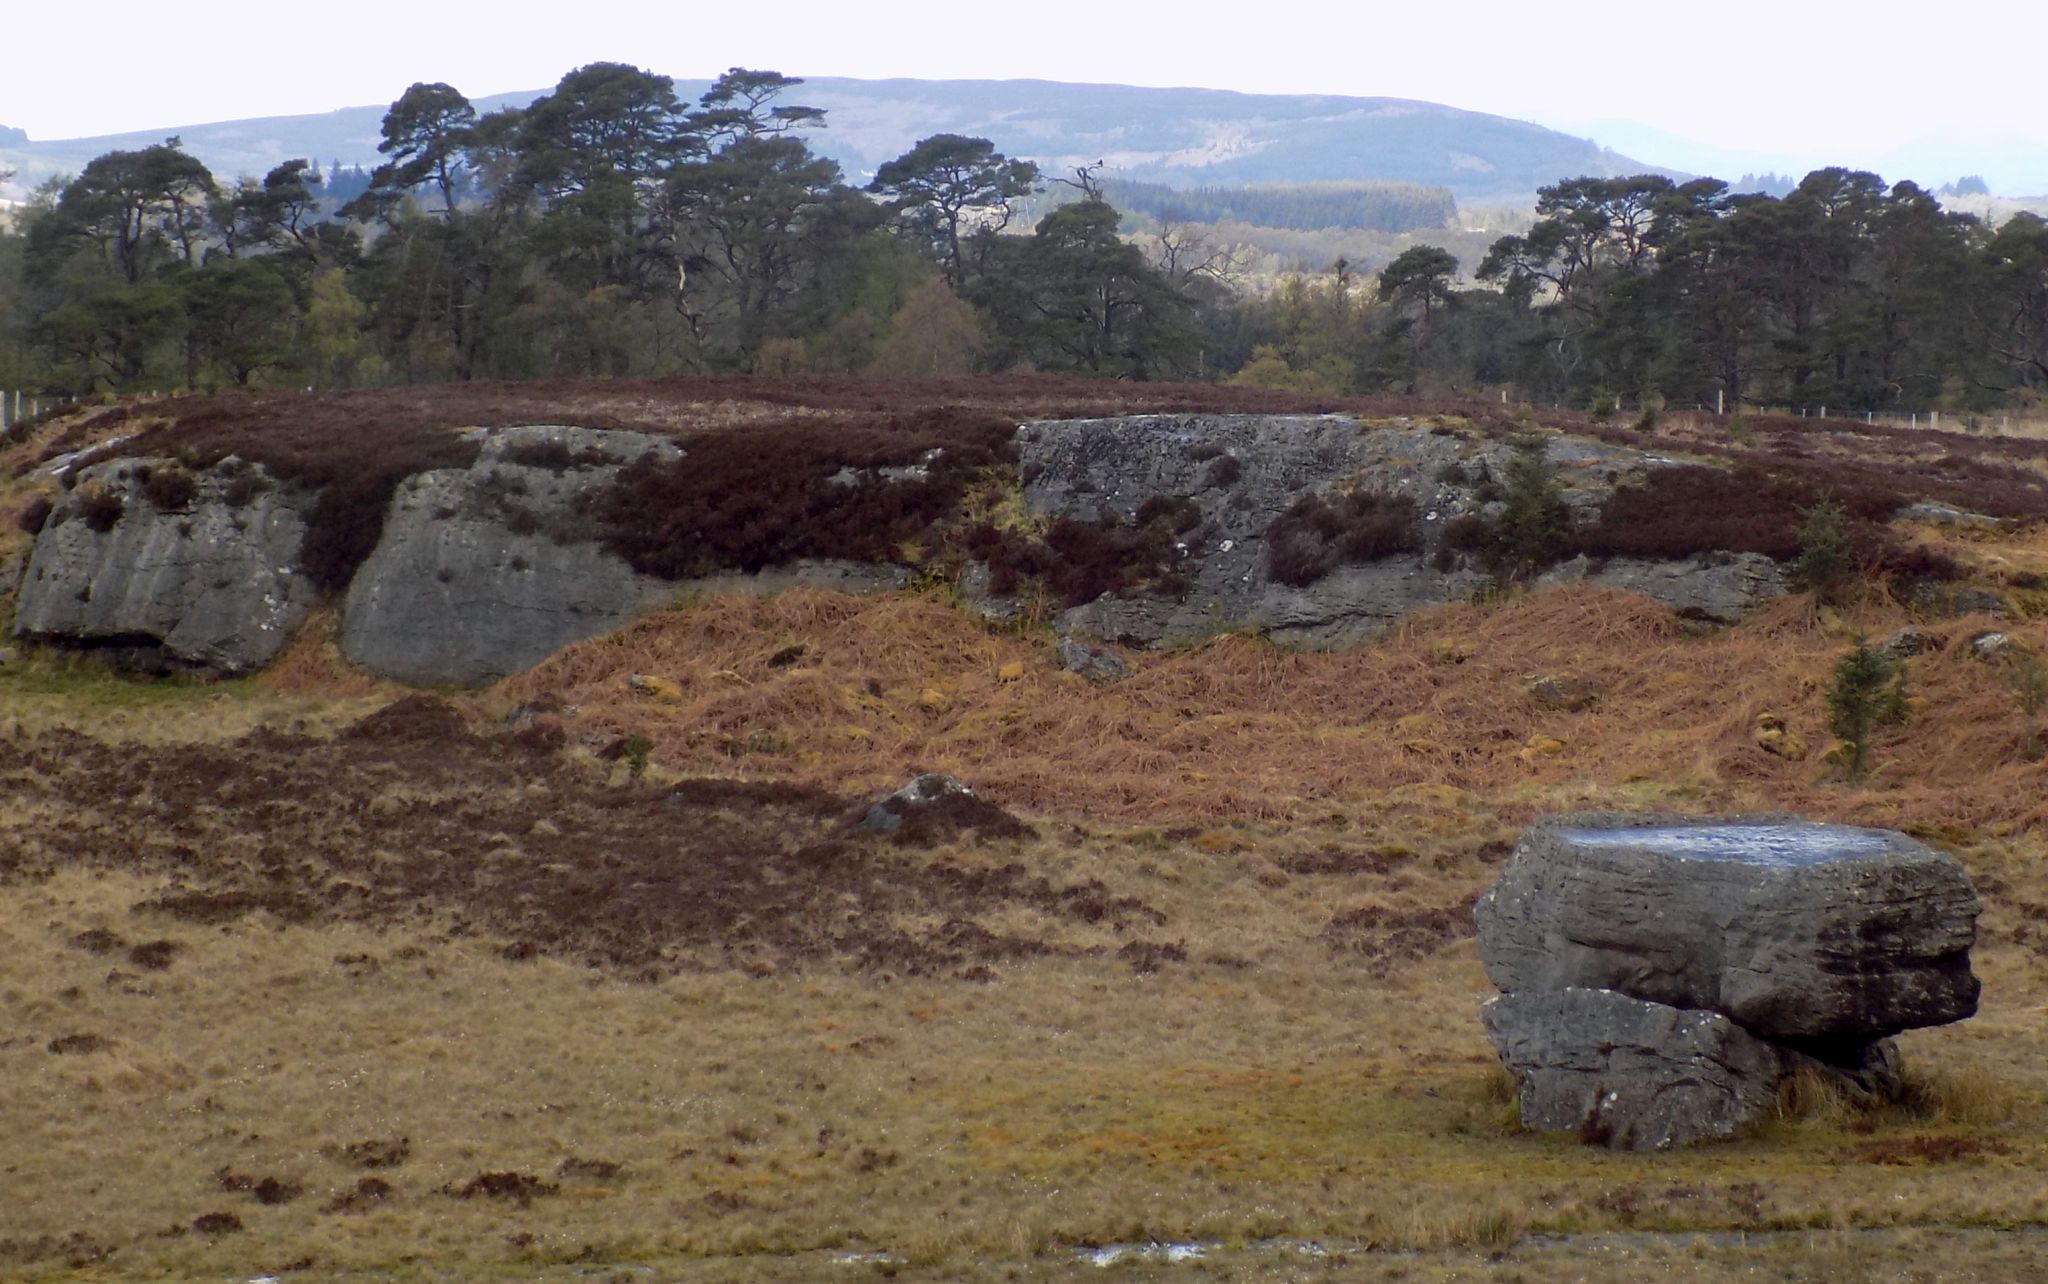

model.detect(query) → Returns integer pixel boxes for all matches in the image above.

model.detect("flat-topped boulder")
[1475,815,1981,1045]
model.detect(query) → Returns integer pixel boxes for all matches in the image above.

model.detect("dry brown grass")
[10,371,2048,1278]
[3,585,2046,1279]
[496,584,2048,835]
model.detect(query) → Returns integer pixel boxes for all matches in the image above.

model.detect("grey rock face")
[339,426,910,686]
[1482,987,1796,1150]
[341,427,684,686]
[1539,552,1786,623]
[1475,815,1981,1044]
[13,457,313,673]
[992,415,1792,647]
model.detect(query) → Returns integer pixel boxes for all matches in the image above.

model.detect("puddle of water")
[1077,1241,1214,1266]
[1559,823,1896,868]
[1074,1239,1336,1267]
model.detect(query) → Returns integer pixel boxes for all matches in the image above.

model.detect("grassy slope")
[4,386,2048,1280]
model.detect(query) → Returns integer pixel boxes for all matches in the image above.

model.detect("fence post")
[1931,410,1939,431]
[1717,389,1725,415]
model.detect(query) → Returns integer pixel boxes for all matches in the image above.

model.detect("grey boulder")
[859,773,975,833]
[1483,987,1894,1151]
[340,425,912,687]
[1057,635,1129,682]
[1474,815,1980,1044]
[13,457,313,673]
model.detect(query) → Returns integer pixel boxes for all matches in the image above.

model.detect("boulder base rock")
[1483,988,1792,1150]
[1475,815,1980,1044]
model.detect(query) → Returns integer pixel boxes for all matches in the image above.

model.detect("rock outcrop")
[341,425,914,685]
[339,426,683,686]
[11,415,1813,683]
[13,457,314,673]
[991,415,1787,647]
[1474,814,1980,1149]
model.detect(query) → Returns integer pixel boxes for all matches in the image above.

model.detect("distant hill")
[0,76,1660,203]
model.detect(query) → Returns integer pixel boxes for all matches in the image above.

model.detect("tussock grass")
[499,584,2048,834]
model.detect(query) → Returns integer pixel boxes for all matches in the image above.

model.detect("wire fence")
[0,390,82,431]
[1668,401,2048,439]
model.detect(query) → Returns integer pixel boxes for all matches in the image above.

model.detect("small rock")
[1896,501,2000,528]
[627,672,685,703]
[1970,631,2022,660]
[1753,713,1808,761]
[1484,987,1897,1151]
[859,773,975,833]
[1951,588,2010,616]
[1057,636,1129,682]
[1881,628,1933,660]
[1526,674,1599,712]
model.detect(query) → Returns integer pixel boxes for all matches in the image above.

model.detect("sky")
[5,0,2044,176]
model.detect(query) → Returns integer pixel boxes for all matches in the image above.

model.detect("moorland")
[3,376,2048,1281]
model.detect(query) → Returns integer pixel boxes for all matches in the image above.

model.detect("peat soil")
[0,696,1172,979]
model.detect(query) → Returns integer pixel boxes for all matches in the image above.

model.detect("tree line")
[0,64,1215,391]
[1231,172,2048,414]
[3,65,2047,417]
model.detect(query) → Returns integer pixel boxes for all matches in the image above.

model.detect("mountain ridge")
[0,75,1659,203]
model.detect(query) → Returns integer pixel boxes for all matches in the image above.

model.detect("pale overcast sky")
[4,0,2042,164]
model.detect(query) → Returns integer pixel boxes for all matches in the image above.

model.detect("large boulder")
[1484,987,1797,1150]
[1475,815,1980,1045]
[339,427,684,686]
[13,457,314,673]
[340,426,911,686]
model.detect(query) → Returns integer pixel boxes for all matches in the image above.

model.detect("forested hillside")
[4,63,2047,416]
[0,77,1653,203]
